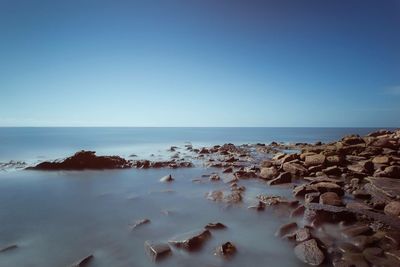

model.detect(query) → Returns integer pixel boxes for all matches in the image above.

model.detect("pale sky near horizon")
[1,0,399,127]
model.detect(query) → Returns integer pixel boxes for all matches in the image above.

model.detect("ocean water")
[0,127,383,267]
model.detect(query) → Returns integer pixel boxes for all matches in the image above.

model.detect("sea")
[0,127,385,267]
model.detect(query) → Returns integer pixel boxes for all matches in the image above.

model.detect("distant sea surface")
[0,127,387,162]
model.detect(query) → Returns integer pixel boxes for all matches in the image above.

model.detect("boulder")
[276,222,298,237]
[205,222,226,230]
[294,239,325,266]
[215,242,237,258]
[305,154,326,167]
[319,192,342,206]
[259,166,278,179]
[372,156,391,165]
[144,241,171,261]
[283,162,308,177]
[384,201,400,217]
[268,172,292,185]
[169,229,211,250]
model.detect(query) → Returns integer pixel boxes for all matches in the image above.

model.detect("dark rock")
[268,172,292,185]
[169,229,211,251]
[160,174,174,182]
[291,205,306,217]
[305,192,321,204]
[223,167,233,173]
[205,222,226,230]
[342,225,372,239]
[323,166,342,176]
[71,255,94,267]
[296,228,312,242]
[276,222,298,237]
[215,242,237,258]
[144,241,171,261]
[0,244,17,253]
[130,218,150,229]
[294,239,325,266]
[28,151,130,170]
[374,165,400,178]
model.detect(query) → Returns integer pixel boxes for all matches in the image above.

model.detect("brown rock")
[215,242,237,258]
[384,201,400,217]
[71,255,94,267]
[276,222,298,237]
[319,192,343,206]
[342,225,372,238]
[372,156,391,165]
[305,154,326,167]
[305,192,320,204]
[374,165,400,178]
[296,228,312,242]
[259,166,278,179]
[283,162,308,177]
[294,239,325,266]
[323,166,342,176]
[205,222,227,230]
[268,172,292,185]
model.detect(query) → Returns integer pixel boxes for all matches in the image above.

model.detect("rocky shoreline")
[22,129,400,266]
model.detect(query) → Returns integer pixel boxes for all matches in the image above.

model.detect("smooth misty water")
[0,127,383,267]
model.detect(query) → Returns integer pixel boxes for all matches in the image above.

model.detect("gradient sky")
[0,0,399,127]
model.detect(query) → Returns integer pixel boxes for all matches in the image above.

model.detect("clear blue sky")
[0,0,399,127]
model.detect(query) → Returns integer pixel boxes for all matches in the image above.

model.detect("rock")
[0,244,17,253]
[319,192,342,206]
[335,252,369,267]
[305,192,321,204]
[372,156,391,165]
[291,205,306,217]
[160,174,174,182]
[130,218,150,229]
[207,190,224,202]
[248,201,266,211]
[323,166,342,176]
[276,222,298,237]
[28,150,131,170]
[224,191,242,203]
[345,202,372,210]
[209,174,220,181]
[257,195,298,207]
[326,155,343,166]
[215,242,237,258]
[205,222,226,230]
[365,177,400,199]
[305,154,326,167]
[259,166,278,179]
[342,225,372,238]
[384,201,400,217]
[268,172,292,185]
[374,165,400,178]
[294,239,325,266]
[283,162,308,177]
[144,241,171,261]
[223,167,233,173]
[70,255,94,267]
[342,135,365,146]
[169,229,211,250]
[296,228,312,242]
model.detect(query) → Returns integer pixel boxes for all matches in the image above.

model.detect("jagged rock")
[169,229,211,250]
[268,172,292,185]
[28,151,130,170]
[160,174,174,182]
[144,241,171,261]
[294,239,325,266]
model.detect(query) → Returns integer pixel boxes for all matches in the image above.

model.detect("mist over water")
[0,128,384,266]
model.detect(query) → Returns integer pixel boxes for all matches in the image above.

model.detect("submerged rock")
[215,242,237,258]
[205,222,226,230]
[0,244,18,253]
[160,174,174,182]
[130,218,150,229]
[28,150,130,170]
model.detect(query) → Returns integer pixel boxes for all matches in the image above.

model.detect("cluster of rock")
[143,222,235,262]
[27,150,193,170]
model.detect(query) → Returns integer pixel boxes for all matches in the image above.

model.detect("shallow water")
[0,127,384,266]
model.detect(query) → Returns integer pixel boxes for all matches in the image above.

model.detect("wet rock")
[209,174,220,181]
[296,228,312,242]
[224,191,242,204]
[130,218,151,229]
[305,154,326,167]
[384,201,400,217]
[223,167,233,173]
[294,239,325,266]
[0,244,17,253]
[342,225,372,238]
[248,201,266,211]
[365,177,400,199]
[70,255,94,267]
[374,165,400,178]
[215,242,237,258]
[305,192,321,204]
[291,205,306,217]
[28,150,131,170]
[257,195,298,207]
[205,222,226,230]
[160,174,174,182]
[268,172,292,185]
[259,166,278,179]
[276,222,298,237]
[322,166,342,176]
[144,241,171,261]
[345,202,372,210]
[169,229,211,251]
[207,190,224,202]
[319,192,343,206]
[334,252,369,267]
[283,162,308,177]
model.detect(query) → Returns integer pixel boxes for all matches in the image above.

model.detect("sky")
[0,0,399,127]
